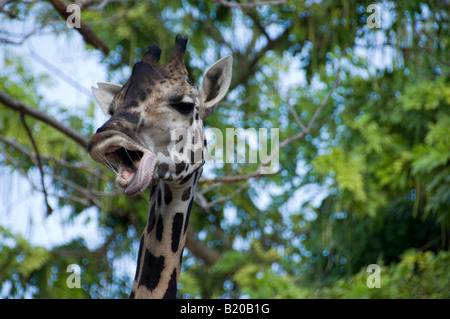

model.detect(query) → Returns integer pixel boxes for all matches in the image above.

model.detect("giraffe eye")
[171,102,195,114]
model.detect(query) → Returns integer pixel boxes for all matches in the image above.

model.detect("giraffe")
[87,35,232,298]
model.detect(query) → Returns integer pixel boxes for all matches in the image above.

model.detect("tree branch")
[0,133,110,184]
[0,90,89,148]
[261,62,342,167]
[306,74,340,133]
[19,112,53,216]
[29,51,92,97]
[199,169,282,184]
[185,225,221,266]
[0,133,109,208]
[200,59,342,185]
[356,41,450,67]
[205,184,250,208]
[214,0,287,8]
[0,24,43,45]
[286,91,307,132]
[194,192,233,249]
[230,20,292,91]
[48,0,109,55]
[49,172,102,207]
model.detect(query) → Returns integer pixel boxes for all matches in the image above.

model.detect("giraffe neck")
[130,169,201,299]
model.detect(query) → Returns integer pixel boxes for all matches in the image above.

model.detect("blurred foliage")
[0,0,449,298]
[315,250,450,298]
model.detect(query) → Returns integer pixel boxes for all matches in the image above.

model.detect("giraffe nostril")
[95,120,125,134]
[95,126,107,134]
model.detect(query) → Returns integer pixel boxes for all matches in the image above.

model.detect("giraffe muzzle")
[88,132,159,196]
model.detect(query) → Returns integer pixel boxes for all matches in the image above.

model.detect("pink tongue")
[125,152,157,196]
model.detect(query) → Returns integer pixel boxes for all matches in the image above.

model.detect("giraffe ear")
[92,82,123,118]
[199,56,233,119]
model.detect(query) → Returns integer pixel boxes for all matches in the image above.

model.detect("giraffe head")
[88,35,232,196]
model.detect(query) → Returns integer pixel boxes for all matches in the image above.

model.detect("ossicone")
[143,44,162,66]
[171,34,188,64]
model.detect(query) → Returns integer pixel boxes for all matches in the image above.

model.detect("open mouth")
[105,146,158,196]
[89,134,159,197]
